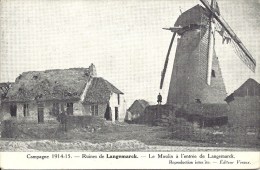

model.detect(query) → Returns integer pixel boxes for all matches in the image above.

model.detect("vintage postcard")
[0,0,259,169]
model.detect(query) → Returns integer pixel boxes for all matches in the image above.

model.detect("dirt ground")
[0,121,259,151]
[0,139,257,152]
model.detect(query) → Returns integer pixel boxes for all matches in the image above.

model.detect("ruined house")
[125,100,151,122]
[0,64,126,123]
[225,78,260,128]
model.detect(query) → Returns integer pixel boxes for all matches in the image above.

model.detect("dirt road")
[0,139,257,152]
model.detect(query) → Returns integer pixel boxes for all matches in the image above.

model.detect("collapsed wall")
[1,115,106,139]
[135,104,229,127]
[66,115,105,130]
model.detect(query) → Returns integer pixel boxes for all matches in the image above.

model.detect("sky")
[0,0,259,106]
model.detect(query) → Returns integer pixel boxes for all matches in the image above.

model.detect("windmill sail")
[200,0,256,72]
[160,32,176,89]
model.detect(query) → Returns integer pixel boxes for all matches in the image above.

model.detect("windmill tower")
[160,0,256,106]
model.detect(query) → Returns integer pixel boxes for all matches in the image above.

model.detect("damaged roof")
[128,99,153,113]
[6,68,91,102]
[5,65,123,103]
[84,77,123,104]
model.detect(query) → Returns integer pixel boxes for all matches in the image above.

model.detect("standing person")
[157,93,162,105]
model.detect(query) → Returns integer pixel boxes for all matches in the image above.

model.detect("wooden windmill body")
[160,0,256,106]
[168,5,227,105]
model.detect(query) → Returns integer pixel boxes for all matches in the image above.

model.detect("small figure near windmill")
[157,93,162,105]
[160,0,256,107]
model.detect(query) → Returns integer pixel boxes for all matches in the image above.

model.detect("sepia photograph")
[0,0,259,169]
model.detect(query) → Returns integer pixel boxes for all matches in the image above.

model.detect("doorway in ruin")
[104,104,112,121]
[115,107,119,121]
[10,104,17,117]
[37,103,44,123]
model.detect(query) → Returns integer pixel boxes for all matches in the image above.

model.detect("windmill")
[160,0,256,105]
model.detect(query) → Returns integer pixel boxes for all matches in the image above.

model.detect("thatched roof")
[84,77,123,104]
[225,78,260,103]
[6,68,91,102]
